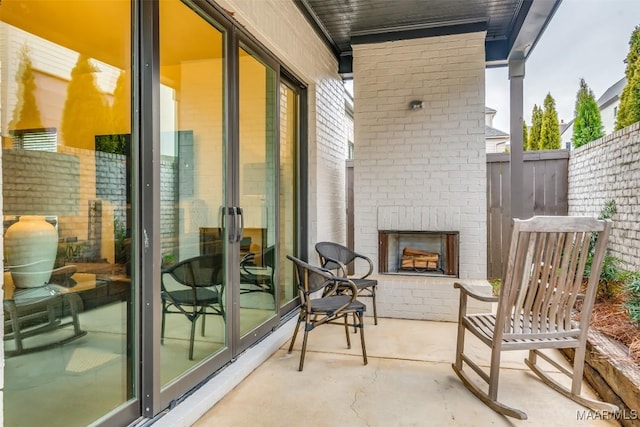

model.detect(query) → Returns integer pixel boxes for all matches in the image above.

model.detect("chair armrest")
[454,282,499,303]
[239,253,255,278]
[324,275,358,301]
[335,276,358,300]
[320,255,349,278]
[353,252,374,279]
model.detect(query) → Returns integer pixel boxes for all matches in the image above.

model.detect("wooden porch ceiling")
[294,0,562,76]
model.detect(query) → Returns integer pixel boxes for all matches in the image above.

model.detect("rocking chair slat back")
[498,216,610,339]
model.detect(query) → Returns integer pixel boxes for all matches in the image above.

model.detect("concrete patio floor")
[170,318,620,426]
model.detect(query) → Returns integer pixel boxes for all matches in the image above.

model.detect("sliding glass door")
[278,80,300,311]
[236,46,279,342]
[158,0,228,386]
[0,0,304,423]
[1,1,136,426]
[156,0,288,386]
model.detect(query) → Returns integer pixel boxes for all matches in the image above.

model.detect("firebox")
[378,230,459,277]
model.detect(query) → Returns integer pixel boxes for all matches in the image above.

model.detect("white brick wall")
[381,275,490,321]
[352,33,489,321]
[569,122,640,270]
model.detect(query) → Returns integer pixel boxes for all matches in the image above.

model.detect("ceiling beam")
[339,21,488,76]
[350,21,488,47]
[294,0,341,58]
[505,0,562,66]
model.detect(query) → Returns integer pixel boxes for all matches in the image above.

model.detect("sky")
[486,0,640,133]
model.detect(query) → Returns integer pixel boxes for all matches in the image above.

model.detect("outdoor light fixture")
[409,100,424,110]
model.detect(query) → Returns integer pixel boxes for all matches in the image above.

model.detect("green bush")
[489,278,501,296]
[583,200,626,300]
[625,277,640,325]
[595,255,625,299]
[114,218,129,265]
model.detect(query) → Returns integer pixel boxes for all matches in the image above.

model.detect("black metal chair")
[315,242,378,325]
[239,245,275,295]
[287,255,367,371]
[161,254,224,360]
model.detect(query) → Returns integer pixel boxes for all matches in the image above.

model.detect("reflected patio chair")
[452,216,618,419]
[161,254,224,360]
[239,245,275,296]
[315,242,378,325]
[287,255,367,371]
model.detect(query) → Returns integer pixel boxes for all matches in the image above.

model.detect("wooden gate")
[486,150,569,278]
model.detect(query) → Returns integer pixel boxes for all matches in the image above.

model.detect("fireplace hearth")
[379,230,459,277]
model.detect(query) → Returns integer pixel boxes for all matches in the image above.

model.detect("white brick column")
[352,33,489,321]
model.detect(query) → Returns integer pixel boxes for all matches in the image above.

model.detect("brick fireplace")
[378,230,459,277]
[352,33,491,321]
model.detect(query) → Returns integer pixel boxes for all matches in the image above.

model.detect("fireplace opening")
[378,230,459,277]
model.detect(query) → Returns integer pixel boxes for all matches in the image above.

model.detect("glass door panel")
[279,83,298,308]
[237,47,278,337]
[1,1,135,425]
[159,0,227,386]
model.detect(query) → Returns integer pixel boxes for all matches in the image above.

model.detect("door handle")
[221,206,236,244]
[236,207,244,243]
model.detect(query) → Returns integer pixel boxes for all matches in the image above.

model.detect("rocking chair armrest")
[454,282,499,303]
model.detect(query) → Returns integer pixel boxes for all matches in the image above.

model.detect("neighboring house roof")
[597,77,626,110]
[560,121,573,136]
[485,107,497,114]
[486,125,509,139]
[561,77,625,138]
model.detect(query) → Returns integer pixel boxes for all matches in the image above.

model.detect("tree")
[9,45,43,132]
[539,93,561,150]
[61,55,109,149]
[615,25,640,130]
[96,70,131,155]
[572,78,604,148]
[522,120,529,151]
[528,104,542,150]
[110,70,130,135]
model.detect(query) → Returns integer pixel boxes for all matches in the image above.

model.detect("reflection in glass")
[159,0,227,386]
[279,83,298,307]
[238,47,278,336]
[1,1,134,426]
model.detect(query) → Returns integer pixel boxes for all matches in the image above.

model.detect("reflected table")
[3,272,104,357]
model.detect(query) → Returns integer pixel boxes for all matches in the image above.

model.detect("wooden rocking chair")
[452,216,618,420]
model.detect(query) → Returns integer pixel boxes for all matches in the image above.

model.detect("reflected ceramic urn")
[4,215,58,288]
